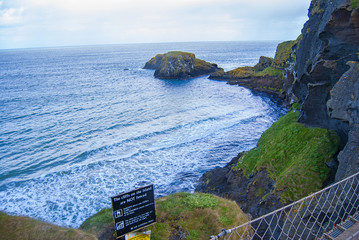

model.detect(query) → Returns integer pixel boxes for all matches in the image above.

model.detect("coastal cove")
[0,41,287,228]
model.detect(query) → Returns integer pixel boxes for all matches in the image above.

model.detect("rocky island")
[144,51,222,79]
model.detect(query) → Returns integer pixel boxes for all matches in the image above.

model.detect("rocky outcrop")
[253,56,274,71]
[226,75,285,98]
[209,61,285,98]
[195,153,283,219]
[196,3,359,221]
[327,61,359,180]
[209,38,301,99]
[144,51,221,79]
[290,0,359,179]
[196,108,341,218]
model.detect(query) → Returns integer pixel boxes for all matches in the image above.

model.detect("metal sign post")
[111,184,156,239]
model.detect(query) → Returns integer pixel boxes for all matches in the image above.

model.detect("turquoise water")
[0,41,286,227]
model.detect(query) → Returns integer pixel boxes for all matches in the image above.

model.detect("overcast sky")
[0,0,311,49]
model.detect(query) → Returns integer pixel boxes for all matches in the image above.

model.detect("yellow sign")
[125,231,151,240]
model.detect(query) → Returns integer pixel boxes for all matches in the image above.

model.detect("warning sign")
[111,185,156,238]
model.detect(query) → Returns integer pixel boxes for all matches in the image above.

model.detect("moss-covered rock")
[144,51,222,79]
[0,212,97,240]
[272,35,302,69]
[80,193,250,240]
[209,37,302,99]
[236,109,340,203]
[253,56,274,72]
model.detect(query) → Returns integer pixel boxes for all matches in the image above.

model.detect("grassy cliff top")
[163,51,195,58]
[236,108,341,203]
[0,212,96,240]
[80,193,250,240]
[351,0,359,8]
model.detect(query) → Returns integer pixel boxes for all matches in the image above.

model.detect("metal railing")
[210,172,359,240]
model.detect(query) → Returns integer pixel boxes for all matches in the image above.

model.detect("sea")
[0,41,287,228]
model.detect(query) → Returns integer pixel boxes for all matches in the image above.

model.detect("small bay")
[0,41,286,227]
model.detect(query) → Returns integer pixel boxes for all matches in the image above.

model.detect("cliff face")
[327,61,359,180]
[292,0,358,133]
[291,0,359,180]
[196,0,359,219]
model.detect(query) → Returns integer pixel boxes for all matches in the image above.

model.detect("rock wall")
[196,0,359,221]
[291,0,359,180]
[327,61,359,180]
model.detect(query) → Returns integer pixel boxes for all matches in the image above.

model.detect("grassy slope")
[80,193,250,240]
[0,212,97,240]
[236,108,341,203]
[351,0,359,8]
[211,37,303,81]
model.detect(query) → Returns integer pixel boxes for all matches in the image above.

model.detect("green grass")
[80,193,250,240]
[151,193,249,240]
[236,110,341,203]
[0,212,96,240]
[351,0,359,8]
[80,208,113,236]
[254,66,285,77]
[226,66,255,78]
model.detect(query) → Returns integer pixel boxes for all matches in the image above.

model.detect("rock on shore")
[144,51,222,79]
[209,38,302,100]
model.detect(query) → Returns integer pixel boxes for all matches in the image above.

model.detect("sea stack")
[144,51,222,79]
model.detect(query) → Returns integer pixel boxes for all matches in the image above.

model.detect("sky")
[0,0,311,49]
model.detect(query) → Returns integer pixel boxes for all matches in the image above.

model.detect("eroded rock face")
[292,0,358,134]
[327,61,359,180]
[144,51,221,79]
[291,0,359,180]
[196,0,359,221]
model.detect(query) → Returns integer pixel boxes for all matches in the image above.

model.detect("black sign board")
[111,184,156,238]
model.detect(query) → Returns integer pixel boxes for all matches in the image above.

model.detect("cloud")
[0,0,311,49]
[0,6,24,26]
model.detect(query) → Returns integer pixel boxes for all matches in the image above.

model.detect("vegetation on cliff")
[209,37,302,98]
[0,212,96,240]
[272,35,302,69]
[351,0,359,9]
[236,108,341,203]
[210,36,302,81]
[80,193,249,240]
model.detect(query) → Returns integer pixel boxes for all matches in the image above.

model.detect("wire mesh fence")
[210,172,359,240]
